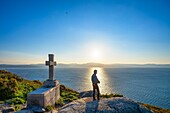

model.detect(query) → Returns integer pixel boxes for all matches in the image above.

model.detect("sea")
[1,67,170,109]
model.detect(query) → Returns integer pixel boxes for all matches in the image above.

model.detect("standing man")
[91,70,100,100]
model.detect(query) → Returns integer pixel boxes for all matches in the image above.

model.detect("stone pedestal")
[27,54,60,110]
[44,80,59,87]
[27,80,60,108]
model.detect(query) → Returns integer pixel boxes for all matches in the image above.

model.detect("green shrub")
[143,104,170,113]
[61,91,79,103]
[5,99,12,104]
[101,93,123,98]
[33,80,42,85]
[12,97,25,105]
[0,101,4,104]
[13,90,24,98]
[13,105,21,111]
[58,84,80,105]
[45,105,55,111]
[56,97,64,106]
[0,70,42,102]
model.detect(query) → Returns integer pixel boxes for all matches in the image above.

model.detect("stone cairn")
[27,54,60,110]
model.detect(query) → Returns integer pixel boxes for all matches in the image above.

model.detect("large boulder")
[58,97,153,113]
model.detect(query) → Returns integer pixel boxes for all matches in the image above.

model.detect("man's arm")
[91,75,94,83]
[96,76,100,83]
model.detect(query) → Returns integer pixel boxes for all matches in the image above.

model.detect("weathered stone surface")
[27,82,60,107]
[44,80,59,87]
[58,97,153,113]
[15,110,33,113]
[27,54,60,109]
[27,106,46,112]
[45,54,56,81]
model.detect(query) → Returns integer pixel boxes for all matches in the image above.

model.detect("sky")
[0,0,170,64]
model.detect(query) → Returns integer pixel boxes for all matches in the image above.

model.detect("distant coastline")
[0,63,170,68]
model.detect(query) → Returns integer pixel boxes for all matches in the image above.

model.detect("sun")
[92,49,101,59]
[86,43,105,62]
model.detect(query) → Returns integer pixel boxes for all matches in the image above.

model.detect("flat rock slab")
[27,83,60,108]
[58,97,153,113]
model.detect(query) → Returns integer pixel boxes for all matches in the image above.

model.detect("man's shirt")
[91,74,100,84]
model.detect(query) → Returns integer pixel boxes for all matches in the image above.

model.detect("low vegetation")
[45,105,55,111]
[0,70,42,105]
[143,104,170,113]
[101,93,123,98]
[0,101,4,104]
[56,84,79,105]
[56,97,64,106]
[12,105,22,112]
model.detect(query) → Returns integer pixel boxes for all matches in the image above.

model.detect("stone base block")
[43,80,59,87]
[27,81,60,108]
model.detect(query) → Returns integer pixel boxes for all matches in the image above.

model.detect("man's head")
[94,70,97,74]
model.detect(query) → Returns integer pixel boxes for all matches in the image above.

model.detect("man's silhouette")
[91,70,100,100]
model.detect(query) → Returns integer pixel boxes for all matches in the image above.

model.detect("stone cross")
[45,54,56,80]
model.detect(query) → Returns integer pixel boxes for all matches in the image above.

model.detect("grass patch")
[0,101,4,104]
[0,70,42,104]
[59,84,79,103]
[55,85,80,107]
[101,93,123,98]
[5,99,12,104]
[143,104,170,113]
[12,97,25,105]
[56,97,64,106]
[45,105,55,111]
[13,105,22,111]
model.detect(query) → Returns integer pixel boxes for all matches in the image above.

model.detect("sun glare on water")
[84,67,113,94]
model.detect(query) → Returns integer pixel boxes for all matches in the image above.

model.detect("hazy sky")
[0,0,170,64]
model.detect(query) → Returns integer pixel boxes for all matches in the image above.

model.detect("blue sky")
[0,0,170,64]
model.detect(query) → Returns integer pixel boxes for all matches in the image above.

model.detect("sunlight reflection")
[84,67,113,94]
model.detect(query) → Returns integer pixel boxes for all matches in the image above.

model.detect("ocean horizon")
[1,67,170,109]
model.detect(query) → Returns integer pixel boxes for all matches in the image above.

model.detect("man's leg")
[96,84,100,100]
[93,84,96,100]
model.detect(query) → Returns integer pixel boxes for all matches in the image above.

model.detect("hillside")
[0,70,42,104]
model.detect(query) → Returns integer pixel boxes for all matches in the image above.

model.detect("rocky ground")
[58,97,153,113]
[1,91,170,113]
[12,97,153,113]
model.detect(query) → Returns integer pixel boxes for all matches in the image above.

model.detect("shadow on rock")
[85,100,99,113]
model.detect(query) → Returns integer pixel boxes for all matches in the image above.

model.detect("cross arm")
[46,61,57,66]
